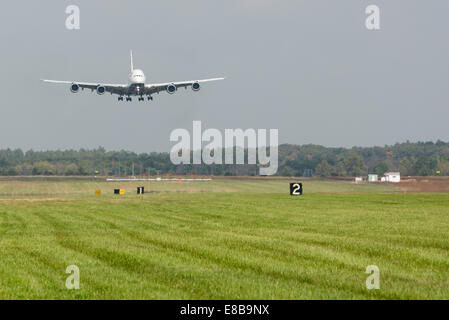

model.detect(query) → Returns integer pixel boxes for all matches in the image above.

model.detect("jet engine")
[70,83,80,93]
[96,85,106,95]
[166,83,177,94]
[192,82,200,92]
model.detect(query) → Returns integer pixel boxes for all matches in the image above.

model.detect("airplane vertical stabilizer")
[130,50,134,72]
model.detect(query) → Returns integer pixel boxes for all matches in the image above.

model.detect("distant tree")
[14,165,24,175]
[373,162,389,176]
[413,157,438,176]
[77,163,88,175]
[1,141,449,177]
[334,161,347,176]
[32,161,55,175]
[437,158,449,176]
[315,160,332,177]
[6,167,17,176]
[278,166,296,177]
[399,157,416,176]
[65,163,79,176]
[344,153,366,176]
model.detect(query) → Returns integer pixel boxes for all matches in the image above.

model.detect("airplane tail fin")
[130,50,134,72]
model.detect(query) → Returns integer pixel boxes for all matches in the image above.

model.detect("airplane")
[42,51,224,102]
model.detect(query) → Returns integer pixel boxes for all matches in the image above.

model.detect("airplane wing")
[41,80,128,95]
[144,77,225,95]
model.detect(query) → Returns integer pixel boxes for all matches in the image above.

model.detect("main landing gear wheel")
[138,96,144,101]
[126,96,132,102]
[118,96,124,101]
[147,96,153,101]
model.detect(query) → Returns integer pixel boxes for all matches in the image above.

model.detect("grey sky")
[1,1,448,152]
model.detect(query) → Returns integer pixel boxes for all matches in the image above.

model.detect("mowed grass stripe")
[1,190,448,299]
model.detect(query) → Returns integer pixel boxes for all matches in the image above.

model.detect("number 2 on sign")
[290,183,303,196]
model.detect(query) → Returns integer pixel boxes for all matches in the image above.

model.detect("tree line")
[0,140,447,177]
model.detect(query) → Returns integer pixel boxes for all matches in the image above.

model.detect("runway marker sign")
[290,183,303,196]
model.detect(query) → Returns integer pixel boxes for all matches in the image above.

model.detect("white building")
[384,172,401,183]
[367,174,378,182]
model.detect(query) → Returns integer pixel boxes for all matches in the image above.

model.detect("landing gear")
[118,95,150,102]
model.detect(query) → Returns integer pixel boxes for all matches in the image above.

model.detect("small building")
[367,174,378,182]
[354,177,364,184]
[384,172,401,183]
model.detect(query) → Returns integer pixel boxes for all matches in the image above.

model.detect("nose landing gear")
[147,96,153,101]
[126,96,132,102]
[118,96,124,101]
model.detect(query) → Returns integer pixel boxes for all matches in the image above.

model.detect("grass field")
[0,177,448,299]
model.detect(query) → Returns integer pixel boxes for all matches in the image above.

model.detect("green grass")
[0,178,448,299]
[0,177,397,196]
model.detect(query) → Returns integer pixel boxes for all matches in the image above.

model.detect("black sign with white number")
[290,183,303,196]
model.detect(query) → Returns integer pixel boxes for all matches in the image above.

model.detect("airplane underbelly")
[128,83,145,95]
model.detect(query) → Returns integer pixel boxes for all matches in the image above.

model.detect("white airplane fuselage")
[129,69,146,85]
[128,69,146,95]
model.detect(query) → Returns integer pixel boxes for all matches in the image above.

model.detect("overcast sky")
[0,1,448,152]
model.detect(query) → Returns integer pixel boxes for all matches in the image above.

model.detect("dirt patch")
[397,178,449,193]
